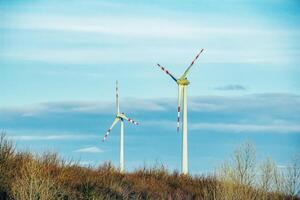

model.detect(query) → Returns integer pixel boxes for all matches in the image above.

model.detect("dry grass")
[0,134,299,200]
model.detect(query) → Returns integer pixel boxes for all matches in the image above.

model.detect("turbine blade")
[156,63,177,82]
[121,114,139,125]
[180,49,204,79]
[177,85,183,132]
[116,80,119,114]
[102,118,120,141]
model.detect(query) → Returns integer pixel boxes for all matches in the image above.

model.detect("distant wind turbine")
[102,80,139,173]
[155,49,204,175]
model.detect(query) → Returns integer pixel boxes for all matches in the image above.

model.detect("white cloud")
[142,120,174,128]
[0,99,167,116]
[0,15,223,38]
[74,146,103,153]
[2,93,300,134]
[0,101,112,116]
[1,44,298,65]
[122,99,167,112]
[2,14,299,39]
[1,13,299,65]
[190,123,300,133]
[141,120,300,134]
[189,102,227,111]
[277,165,287,169]
[79,160,96,166]
[8,134,99,141]
[214,84,246,91]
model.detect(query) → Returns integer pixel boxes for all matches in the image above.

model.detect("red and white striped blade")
[180,49,204,79]
[122,114,139,125]
[156,63,177,82]
[102,118,120,142]
[177,85,183,132]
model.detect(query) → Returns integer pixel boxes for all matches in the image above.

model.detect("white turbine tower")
[102,80,139,173]
[155,49,204,175]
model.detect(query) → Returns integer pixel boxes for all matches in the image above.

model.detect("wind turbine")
[102,80,139,173]
[155,49,204,175]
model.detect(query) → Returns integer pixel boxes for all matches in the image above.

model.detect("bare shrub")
[1,133,299,200]
[260,158,277,192]
[0,132,16,198]
[11,156,62,200]
[283,156,300,197]
[216,142,258,200]
[216,142,300,200]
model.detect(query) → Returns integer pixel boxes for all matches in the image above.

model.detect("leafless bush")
[216,141,300,200]
[11,158,58,200]
[0,131,16,198]
[217,141,256,185]
[1,133,299,200]
[259,158,276,192]
[282,156,300,197]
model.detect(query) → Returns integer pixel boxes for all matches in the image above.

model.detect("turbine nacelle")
[177,78,190,86]
[117,113,125,119]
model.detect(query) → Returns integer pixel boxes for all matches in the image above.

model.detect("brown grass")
[0,134,299,200]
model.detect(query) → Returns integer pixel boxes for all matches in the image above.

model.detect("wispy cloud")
[141,120,300,133]
[214,84,246,91]
[189,123,300,133]
[7,134,99,141]
[2,13,299,39]
[1,11,299,65]
[0,98,167,116]
[1,93,299,134]
[74,146,103,153]
[1,93,299,115]
[277,165,287,169]
[1,42,298,65]
[0,101,111,116]
[78,160,96,166]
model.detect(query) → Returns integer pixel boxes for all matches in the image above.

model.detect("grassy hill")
[0,134,299,200]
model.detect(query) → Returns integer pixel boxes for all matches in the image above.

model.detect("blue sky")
[0,0,300,173]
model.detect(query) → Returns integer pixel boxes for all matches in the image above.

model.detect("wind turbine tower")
[155,49,204,174]
[102,81,139,173]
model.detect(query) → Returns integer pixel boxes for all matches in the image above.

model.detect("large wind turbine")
[155,49,204,175]
[102,81,139,173]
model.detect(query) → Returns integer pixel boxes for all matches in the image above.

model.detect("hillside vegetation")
[0,134,299,200]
